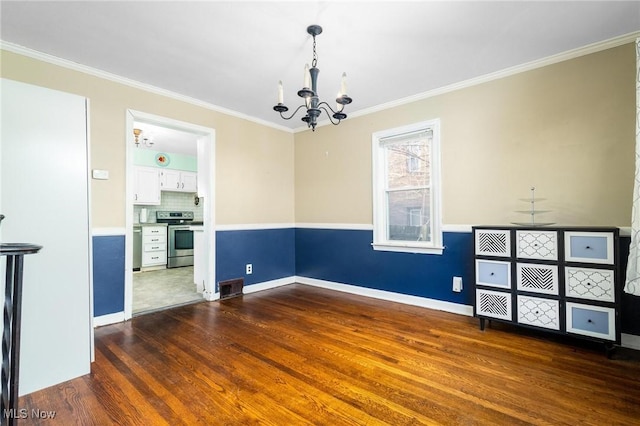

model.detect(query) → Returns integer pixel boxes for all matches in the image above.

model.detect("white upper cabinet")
[133,166,161,205]
[160,169,197,193]
[181,171,197,192]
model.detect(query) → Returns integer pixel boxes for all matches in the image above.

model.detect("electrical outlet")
[453,276,462,292]
[246,264,253,275]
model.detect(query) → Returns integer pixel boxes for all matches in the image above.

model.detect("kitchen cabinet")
[160,170,197,193]
[133,166,161,205]
[141,225,167,268]
[473,226,621,354]
[181,172,197,192]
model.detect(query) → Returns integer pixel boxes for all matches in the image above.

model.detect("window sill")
[371,242,444,255]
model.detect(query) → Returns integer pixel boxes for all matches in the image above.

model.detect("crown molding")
[295,30,640,133]
[3,30,637,137]
[0,40,294,134]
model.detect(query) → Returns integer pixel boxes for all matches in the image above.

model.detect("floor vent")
[219,278,244,300]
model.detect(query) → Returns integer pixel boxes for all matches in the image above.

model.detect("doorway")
[125,110,216,319]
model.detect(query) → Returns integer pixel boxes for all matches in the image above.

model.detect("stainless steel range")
[156,211,197,268]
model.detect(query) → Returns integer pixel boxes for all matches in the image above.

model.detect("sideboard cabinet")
[473,226,620,351]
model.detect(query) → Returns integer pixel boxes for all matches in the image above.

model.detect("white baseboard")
[295,276,474,317]
[93,311,125,327]
[92,277,474,326]
[621,333,640,350]
[243,276,296,294]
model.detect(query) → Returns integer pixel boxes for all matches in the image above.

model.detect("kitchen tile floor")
[133,266,203,315]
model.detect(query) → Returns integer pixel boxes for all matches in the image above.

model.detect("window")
[408,208,423,227]
[407,145,421,173]
[372,120,442,254]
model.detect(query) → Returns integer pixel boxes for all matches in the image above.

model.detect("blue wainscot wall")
[92,228,297,317]
[93,235,126,316]
[92,229,640,341]
[295,228,474,307]
[92,227,473,320]
[216,228,295,289]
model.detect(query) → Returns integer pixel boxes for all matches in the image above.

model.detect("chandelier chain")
[312,35,318,68]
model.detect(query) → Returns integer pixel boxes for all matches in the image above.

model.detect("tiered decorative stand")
[1,214,42,426]
[512,187,554,227]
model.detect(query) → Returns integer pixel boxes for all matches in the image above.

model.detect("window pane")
[387,188,431,242]
[385,139,431,189]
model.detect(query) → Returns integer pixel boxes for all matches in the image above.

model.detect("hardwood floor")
[19,284,640,425]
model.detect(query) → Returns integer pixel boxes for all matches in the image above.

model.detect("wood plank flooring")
[18,284,640,425]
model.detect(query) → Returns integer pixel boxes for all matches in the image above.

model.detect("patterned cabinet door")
[517,295,560,330]
[516,230,558,261]
[565,267,615,302]
[476,289,512,321]
[516,263,559,295]
[475,229,511,257]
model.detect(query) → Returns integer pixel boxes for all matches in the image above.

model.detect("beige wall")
[2,42,634,229]
[294,43,636,227]
[0,50,295,227]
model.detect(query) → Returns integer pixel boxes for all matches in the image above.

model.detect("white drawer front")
[143,234,166,244]
[565,267,615,302]
[516,230,558,260]
[476,260,511,289]
[476,289,512,321]
[566,302,615,341]
[142,251,166,266]
[475,229,511,257]
[517,295,560,330]
[565,231,614,265]
[143,226,166,237]
[516,263,559,295]
[143,242,166,253]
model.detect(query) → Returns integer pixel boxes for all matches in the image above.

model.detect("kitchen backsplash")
[134,192,204,223]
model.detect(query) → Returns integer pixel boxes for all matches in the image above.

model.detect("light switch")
[92,169,109,180]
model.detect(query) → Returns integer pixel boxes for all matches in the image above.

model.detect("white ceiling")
[2,1,639,140]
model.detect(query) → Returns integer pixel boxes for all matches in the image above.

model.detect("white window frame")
[372,119,443,255]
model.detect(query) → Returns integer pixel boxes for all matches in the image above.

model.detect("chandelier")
[273,25,352,131]
[133,128,154,148]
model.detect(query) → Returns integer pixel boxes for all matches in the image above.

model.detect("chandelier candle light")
[273,25,352,131]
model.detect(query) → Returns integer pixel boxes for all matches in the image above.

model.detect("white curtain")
[624,38,640,296]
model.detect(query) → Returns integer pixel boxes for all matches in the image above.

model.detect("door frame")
[124,110,217,320]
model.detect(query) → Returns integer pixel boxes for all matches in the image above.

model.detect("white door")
[0,78,92,395]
